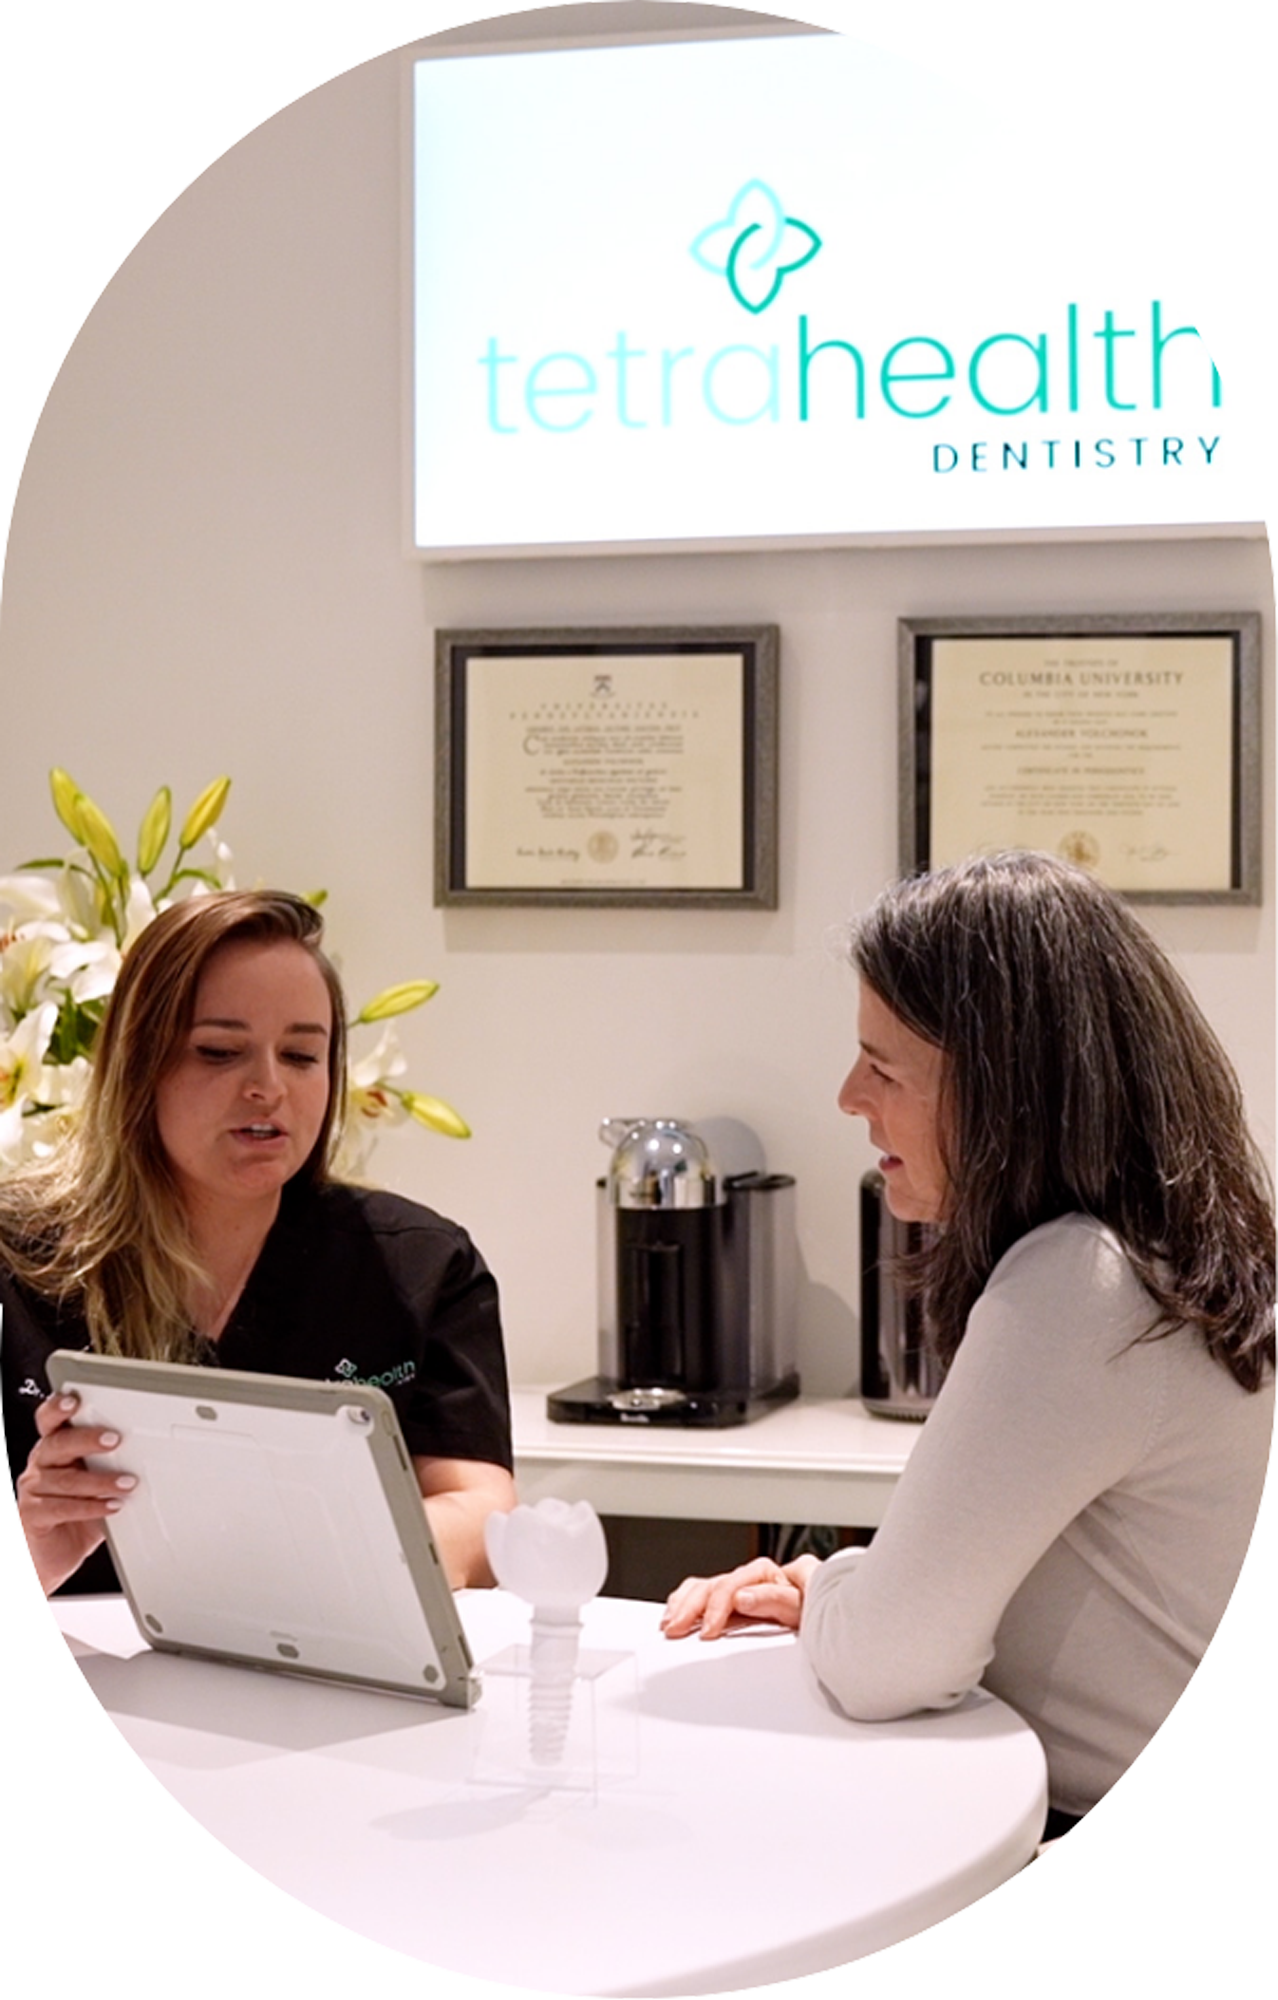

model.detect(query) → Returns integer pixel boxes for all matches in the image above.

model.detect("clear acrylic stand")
[472,1644,639,1796]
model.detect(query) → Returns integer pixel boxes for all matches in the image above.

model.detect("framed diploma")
[435,626,779,907]
[900,613,1262,905]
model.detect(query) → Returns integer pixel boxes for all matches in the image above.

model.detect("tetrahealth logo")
[690,179,822,314]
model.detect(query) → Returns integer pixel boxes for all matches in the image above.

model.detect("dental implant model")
[484,1498,609,1767]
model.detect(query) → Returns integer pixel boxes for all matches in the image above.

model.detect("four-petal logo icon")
[690,179,822,314]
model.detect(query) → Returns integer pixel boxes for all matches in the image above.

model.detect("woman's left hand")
[661,1554,821,1640]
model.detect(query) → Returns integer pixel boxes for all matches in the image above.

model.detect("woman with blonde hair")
[1,889,515,1596]
[664,852,1274,1838]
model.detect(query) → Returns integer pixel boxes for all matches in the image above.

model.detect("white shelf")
[512,1386,921,1526]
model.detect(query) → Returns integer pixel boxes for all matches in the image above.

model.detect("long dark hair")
[850,851,1274,1391]
[0,890,347,1359]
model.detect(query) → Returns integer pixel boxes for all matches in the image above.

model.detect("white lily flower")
[349,1024,409,1093]
[330,1121,375,1183]
[19,1056,91,1160]
[346,1087,409,1129]
[332,1028,413,1182]
[65,939,121,1005]
[0,932,57,1018]
[0,1100,28,1168]
[41,1053,91,1109]
[0,1003,59,1113]
[45,927,114,978]
[0,875,63,926]
[210,835,236,888]
[121,875,158,950]
[54,864,104,938]
[0,929,120,1023]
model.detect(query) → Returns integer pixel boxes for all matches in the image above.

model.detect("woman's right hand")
[16,1392,137,1597]
[660,1553,820,1640]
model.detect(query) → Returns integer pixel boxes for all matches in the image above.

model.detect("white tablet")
[46,1349,480,1708]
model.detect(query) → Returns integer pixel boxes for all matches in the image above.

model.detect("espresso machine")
[547,1117,800,1427]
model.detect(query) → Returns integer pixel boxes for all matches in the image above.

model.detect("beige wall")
[2,37,1272,1395]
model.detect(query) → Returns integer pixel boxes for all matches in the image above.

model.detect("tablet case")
[47,1349,481,1708]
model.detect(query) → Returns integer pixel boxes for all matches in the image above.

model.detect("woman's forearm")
[416,1457,517,1588]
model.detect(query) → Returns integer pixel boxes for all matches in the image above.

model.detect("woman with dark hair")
[663,852,1274,1832]
[1,890,515,1597]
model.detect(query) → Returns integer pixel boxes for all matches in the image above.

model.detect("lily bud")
[485,1499,609,1613]
[402,1091,471,1138]
[49,768,87,842]
[178,775,231,850]
[355,980,439,1023]
[136,786,172,876]
[76,796,125,878]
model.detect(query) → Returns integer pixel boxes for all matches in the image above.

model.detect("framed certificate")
[435,626,779,907]
[900,613,1262,904]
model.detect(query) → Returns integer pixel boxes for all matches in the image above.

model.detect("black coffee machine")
[547,1117,800,1427]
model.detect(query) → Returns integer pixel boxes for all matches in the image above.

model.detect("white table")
[55,1590,1047,1996]
[513,1386,921,1527]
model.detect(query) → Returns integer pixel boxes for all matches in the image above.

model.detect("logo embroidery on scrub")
[331,1358,417,1390]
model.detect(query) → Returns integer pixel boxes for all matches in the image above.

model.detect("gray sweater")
[800,1215,1273,1815]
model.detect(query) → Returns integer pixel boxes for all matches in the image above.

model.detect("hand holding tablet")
[46,1350,481,1708]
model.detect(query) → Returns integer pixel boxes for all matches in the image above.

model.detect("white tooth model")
[485,1498,609,1767]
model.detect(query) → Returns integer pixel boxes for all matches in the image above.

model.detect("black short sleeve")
[217,1181,513,1470]
[1,1266,120,1594]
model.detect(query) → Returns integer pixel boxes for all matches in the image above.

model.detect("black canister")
[859,1169,942,1419]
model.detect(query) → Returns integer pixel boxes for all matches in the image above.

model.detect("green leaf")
[164,866,224,891]
[178,775,231,850]
[48,997,78,1067]
[91,876,119,937]
[15,857,68,871]
[74,998,107,1059]
[136,786,172,876]
[354,980,439,1023]
[48,994,106,1067]
[402,1091,471,1139]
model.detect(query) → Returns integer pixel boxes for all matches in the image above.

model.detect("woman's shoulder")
[0,1224,68,1308]
[988,1214,1140,1293]
[0,1192,62,1266]
[283,1178,481,1257]
[325,1179,468,1231]
[979,1215,1272,1401]
[980,1215,1157,1349]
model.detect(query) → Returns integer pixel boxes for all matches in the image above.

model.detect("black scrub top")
[1,1178,513,1594]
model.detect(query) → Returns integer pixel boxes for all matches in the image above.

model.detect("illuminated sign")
[411,35,1257,554]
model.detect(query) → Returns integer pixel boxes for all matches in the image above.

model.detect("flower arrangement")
[0,770,468,1179]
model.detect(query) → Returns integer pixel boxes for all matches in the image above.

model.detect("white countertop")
[512,1386,922,1525]
[55,1588,1046,1994]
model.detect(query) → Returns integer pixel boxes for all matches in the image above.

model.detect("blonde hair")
[0,891,346,1359]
